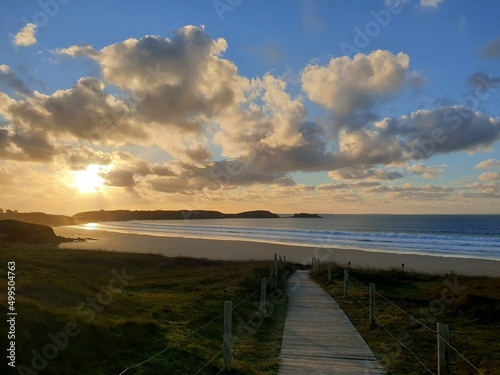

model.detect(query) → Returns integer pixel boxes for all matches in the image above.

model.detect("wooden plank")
[279,270,386,375]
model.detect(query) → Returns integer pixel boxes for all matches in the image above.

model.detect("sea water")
[77,214,500,260]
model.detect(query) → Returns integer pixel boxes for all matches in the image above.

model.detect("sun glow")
[71,164,111,194]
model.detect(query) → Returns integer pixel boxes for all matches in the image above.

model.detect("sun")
[70,164,111,194]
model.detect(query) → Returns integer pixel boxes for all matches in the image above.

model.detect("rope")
[317,265,484,375]
[374,291,437,334]
[192,349,223,375]
[439,334,485,374]
[118,311,225,374]
[232,286,261,310]
[375,316,436,375]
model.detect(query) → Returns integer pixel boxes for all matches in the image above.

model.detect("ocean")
[76,214,500,261]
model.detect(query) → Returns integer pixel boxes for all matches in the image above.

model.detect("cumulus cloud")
[60,146,113,170]
[475,159,500,169]
[58,26,241,134]
[7,77,147,145]
[375,107,500,157]
[13,23,37,47]
[479,172,500,181]
[408,164,447,178]
[482,37,500,59]
[301,50,412,129]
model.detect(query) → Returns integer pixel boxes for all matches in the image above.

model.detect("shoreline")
[55,226,500,277]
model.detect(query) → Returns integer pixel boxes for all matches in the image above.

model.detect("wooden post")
[369,283,376,329]
[260,278,267,315]
[437,322,450,375]
[328,265,332,284]
[223,301,232,370]
[274,253,278,262]
[279,255,282,263]
[283,255,286,263]
[343,269,348,297]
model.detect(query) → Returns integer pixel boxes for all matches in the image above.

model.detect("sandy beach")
[55,226,500,277]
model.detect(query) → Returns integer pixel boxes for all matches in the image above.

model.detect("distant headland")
[0,209,280,227]
[291,213,323,218]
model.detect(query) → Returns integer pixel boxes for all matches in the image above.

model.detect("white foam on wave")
[75,220,500,260]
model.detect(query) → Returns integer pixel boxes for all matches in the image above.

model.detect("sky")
[0,0,499,215]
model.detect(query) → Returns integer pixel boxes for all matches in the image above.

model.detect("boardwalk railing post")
[437,322,450,375]
[260,278,267,315]
[223,301,232,370]
[369,283,376,329]
[328,265,332,284]
[344,269,348,297]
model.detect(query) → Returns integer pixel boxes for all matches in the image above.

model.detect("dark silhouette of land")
[0,220,65,244]
[291,213,323,218]
[0,209,280,227]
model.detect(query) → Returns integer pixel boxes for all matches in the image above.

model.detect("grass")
[0,242,292,375]
[311,264,500,375]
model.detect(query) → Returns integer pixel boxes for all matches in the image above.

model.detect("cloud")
[329,168,403,181]
[468,72,500,91]
[301,50,412,129]
[58,26,240,134]
[13,23,37,47]
[365,183,454,200]
[102,169,136,187]
[376,107,500,157]
[460,181,500,199]
[0,65,31,96]
[475,159,500,169]
[318,181,380,191]
[60,146,114,170]
[482,37,500,59]
[479,172,500,181]
[408,164,447,178]
[419,0,443,8]
[7,77,147,145]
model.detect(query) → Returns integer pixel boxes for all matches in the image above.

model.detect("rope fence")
[117,254,288,375]
[314,263,485,375]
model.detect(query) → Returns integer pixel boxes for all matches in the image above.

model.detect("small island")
[291,213,323,218]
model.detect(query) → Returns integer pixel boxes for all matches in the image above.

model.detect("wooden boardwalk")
[278,270,386,375]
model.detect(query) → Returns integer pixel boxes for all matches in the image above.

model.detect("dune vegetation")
[0,243,291,375]
[311,264,500,374]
